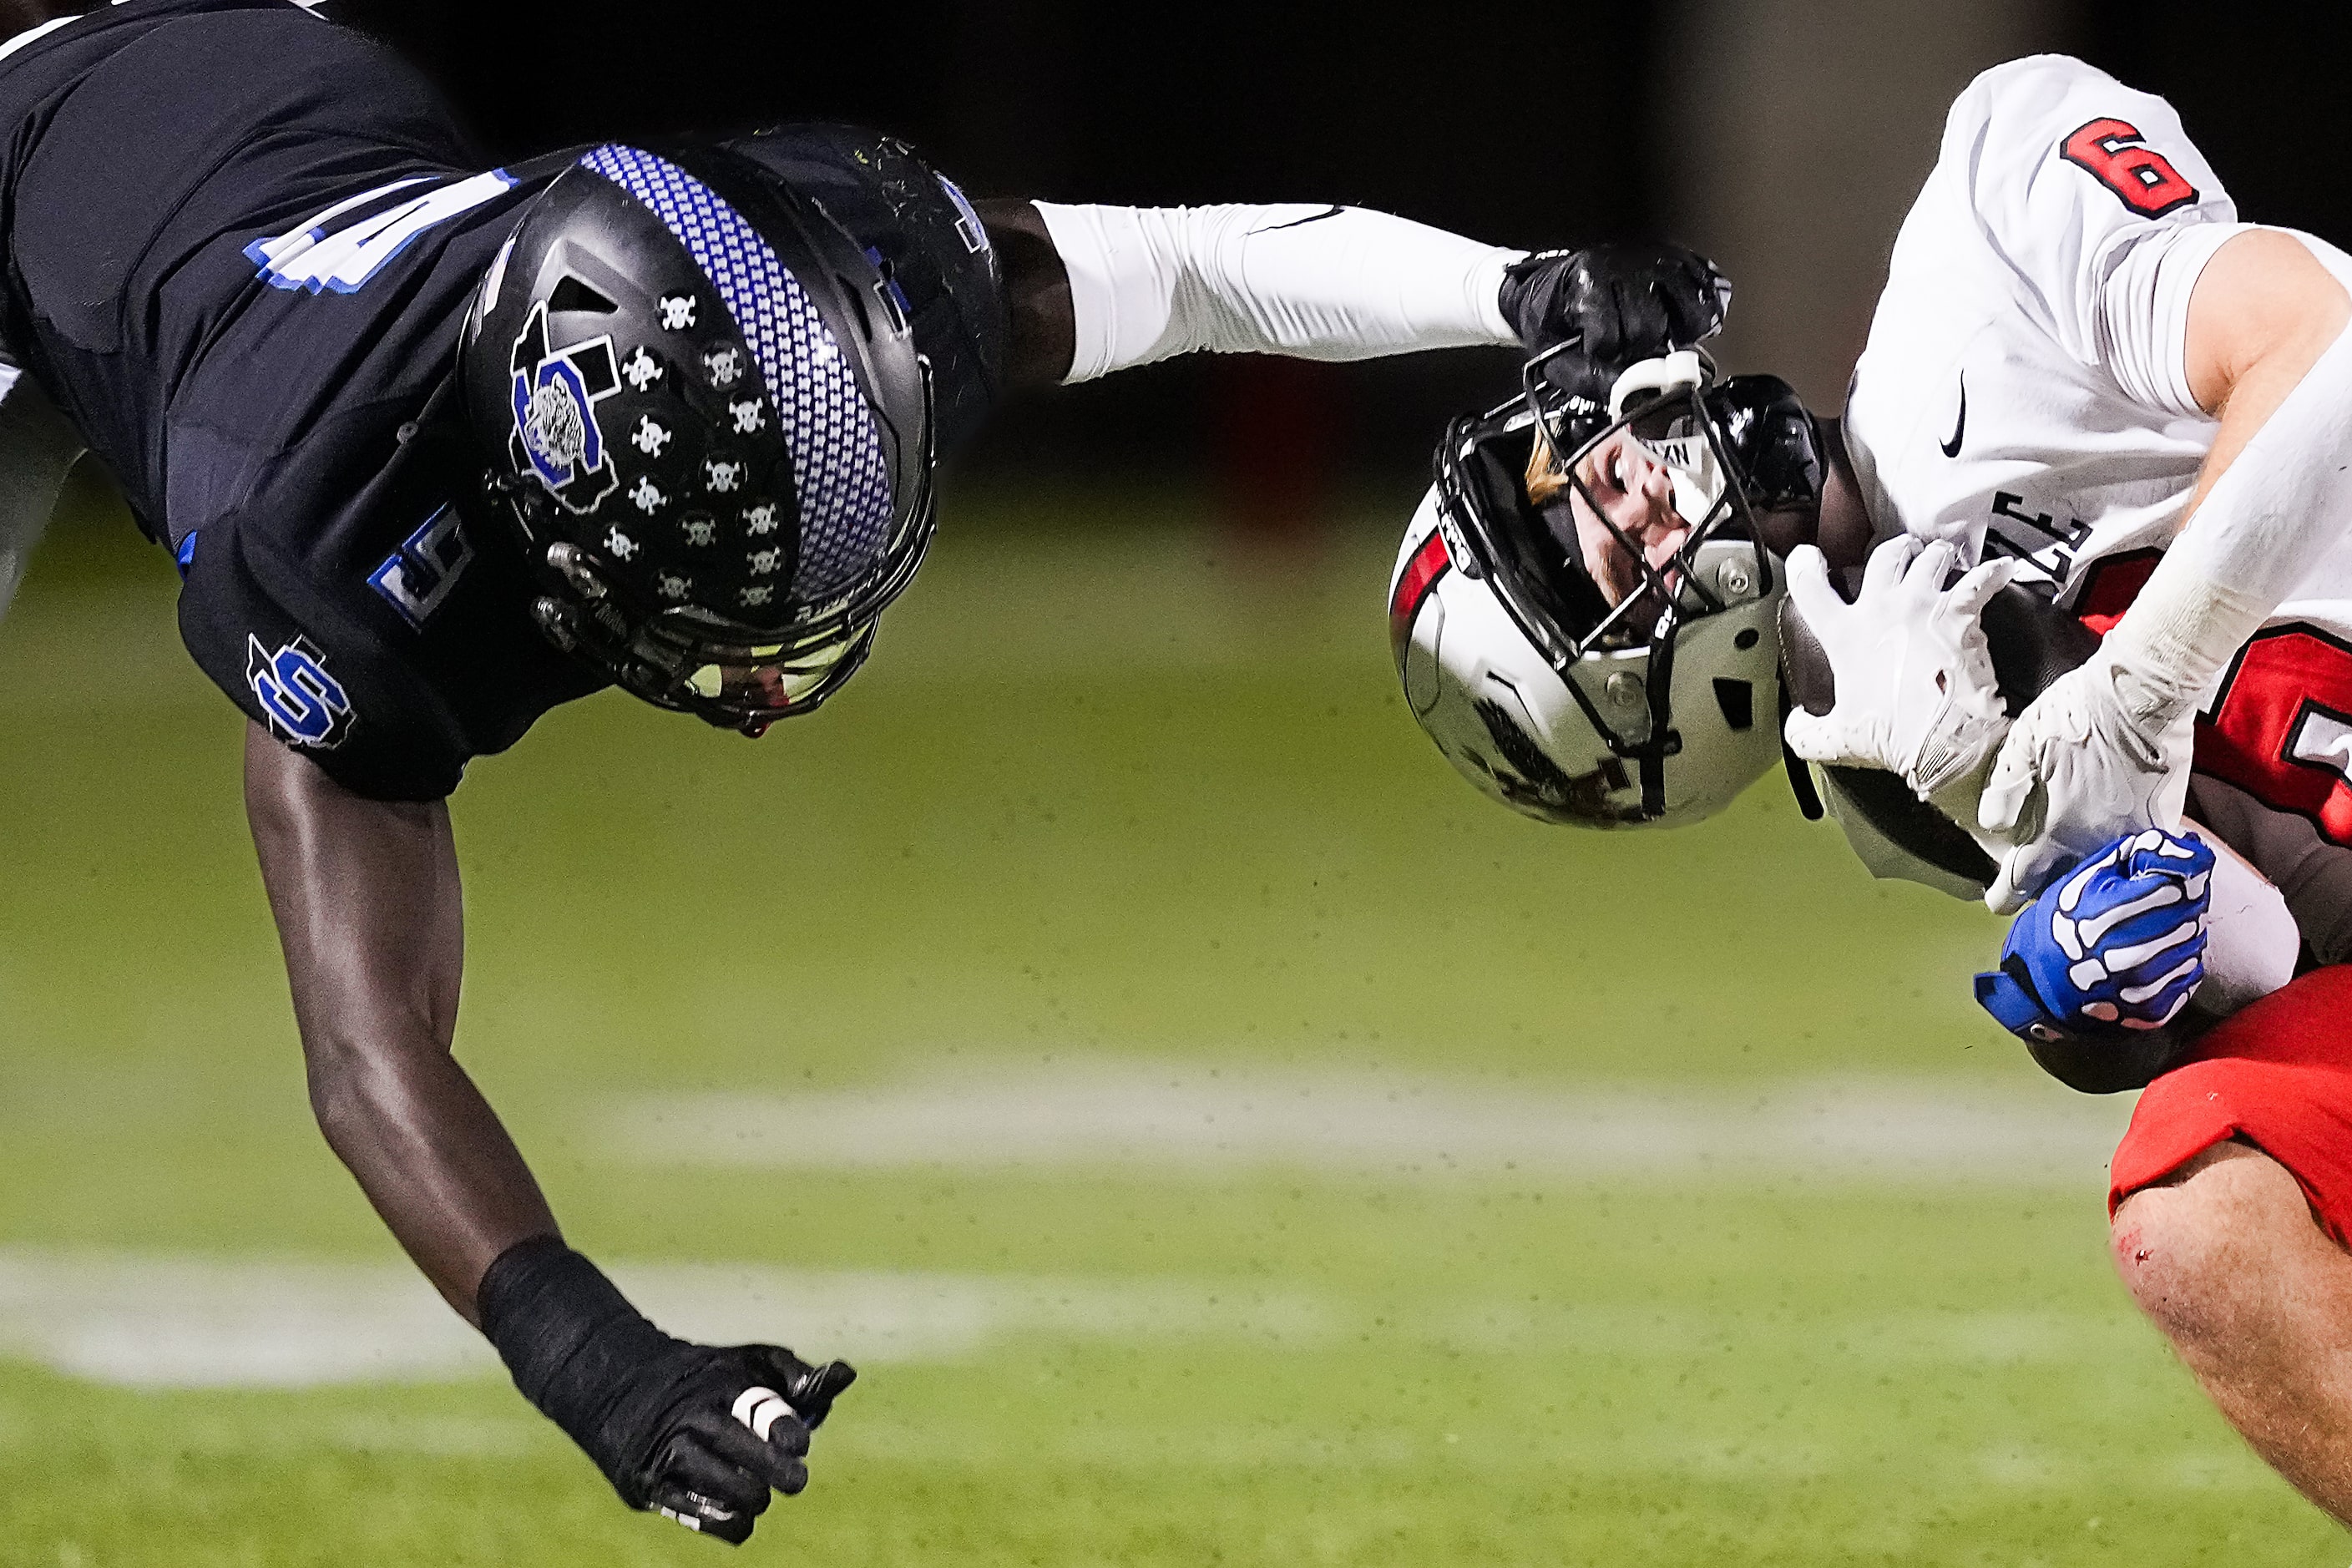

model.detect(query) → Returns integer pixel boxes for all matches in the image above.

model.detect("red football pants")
[2112,966,2352,1242]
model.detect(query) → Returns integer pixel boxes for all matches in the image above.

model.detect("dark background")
[337,0,2352,498]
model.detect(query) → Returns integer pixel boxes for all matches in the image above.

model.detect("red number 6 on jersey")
[2062,118,2200,218]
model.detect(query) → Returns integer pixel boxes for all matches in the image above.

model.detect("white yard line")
[0,1247,2150,1393]
[0,1252,1326,1389]
[609,1065,2137,1183]
[0,1062,2146,1392]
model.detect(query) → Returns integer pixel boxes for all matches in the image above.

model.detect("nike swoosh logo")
[1251,205,1345,235]
[1940,375,1967,458]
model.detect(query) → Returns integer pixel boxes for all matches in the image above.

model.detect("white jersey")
[1840,53,2352,962]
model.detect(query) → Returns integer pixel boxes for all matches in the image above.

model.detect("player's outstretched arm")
[243,725,854,1542]
[242,718,553,1316]
[1979,231,2352,909]
[974,196,1726,392]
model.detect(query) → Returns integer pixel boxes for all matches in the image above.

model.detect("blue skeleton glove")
[1974,827,2215,1044]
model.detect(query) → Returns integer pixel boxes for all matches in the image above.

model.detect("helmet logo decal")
[508,301,620,511]
[579,144,895,600]
[658,294,699,330]
[1469,698,1639,826]
[620,346,664,391]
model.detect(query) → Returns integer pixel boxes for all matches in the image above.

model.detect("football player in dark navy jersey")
[0,0,1735,1541]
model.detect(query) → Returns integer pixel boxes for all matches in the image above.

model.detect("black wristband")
[477,1235,673,1486]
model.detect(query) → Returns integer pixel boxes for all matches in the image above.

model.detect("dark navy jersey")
[0,0,602,799]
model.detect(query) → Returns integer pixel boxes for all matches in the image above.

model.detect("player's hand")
[1977,649,2197,913]
[598,1341,857,1544]
[1500,243,1731,405]
[1974,827,2214,1043]
[1780,537,2019,798]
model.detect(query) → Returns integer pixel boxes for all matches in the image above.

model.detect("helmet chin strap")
[1636,602,1682,819]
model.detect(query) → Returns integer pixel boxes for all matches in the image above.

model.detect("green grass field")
[0,479,2342,1565]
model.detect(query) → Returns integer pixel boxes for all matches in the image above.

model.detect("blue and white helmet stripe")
[577,145,894,602]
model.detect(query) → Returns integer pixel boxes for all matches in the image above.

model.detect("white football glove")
[1781,537,2020,798]
[1976,648,2197,914]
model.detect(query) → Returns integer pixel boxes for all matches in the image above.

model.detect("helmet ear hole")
[837,278,874,341]
[546,276,617,315]
[1712,676,1755,732]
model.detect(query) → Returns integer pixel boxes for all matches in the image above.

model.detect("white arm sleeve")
[0,366,85,621]
[1031,201,1522,384]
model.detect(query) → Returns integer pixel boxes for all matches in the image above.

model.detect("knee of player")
[2110,1143,2291,1343]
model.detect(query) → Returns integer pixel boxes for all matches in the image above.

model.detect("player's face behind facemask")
[1526,354,1828,621]
[1389,352,1822,828]
[460,138,941,736]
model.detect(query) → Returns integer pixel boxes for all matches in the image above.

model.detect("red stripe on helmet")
[1389,528,1452,655]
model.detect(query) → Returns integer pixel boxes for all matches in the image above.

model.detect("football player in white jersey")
[1393,53,2352,1527]
[1794,54,2352,1526]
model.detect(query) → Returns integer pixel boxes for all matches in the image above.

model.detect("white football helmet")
[1389,350,1823,827]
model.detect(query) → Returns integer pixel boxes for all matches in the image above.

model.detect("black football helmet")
[461,129,1000,734]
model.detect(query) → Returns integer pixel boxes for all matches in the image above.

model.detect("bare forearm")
[975,198,1074,389]
[245,722,556,1323]
[304,1027,557,1323]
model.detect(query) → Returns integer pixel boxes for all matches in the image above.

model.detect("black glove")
[1500,243,1732,406]
[478,1237,857,1545]
[599,1338,857,1542]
